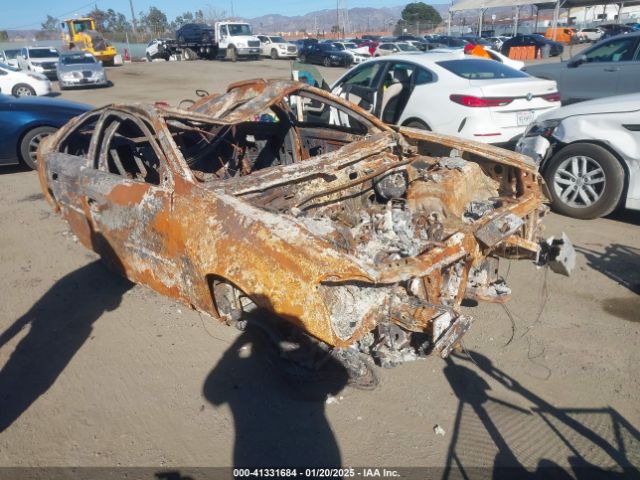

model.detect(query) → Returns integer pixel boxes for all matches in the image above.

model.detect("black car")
[395,35,428,51]
[501,34,563,57]
[295,38,319,57]
[435,36,470,48]
[175,23,214,44]
[299,43,352,67]
[599,24,636,41]
[461,35,492,47]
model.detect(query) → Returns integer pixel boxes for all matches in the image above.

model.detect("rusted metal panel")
[37,79,568,361]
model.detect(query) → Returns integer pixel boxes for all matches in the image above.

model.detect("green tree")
[41,15,60,31]
[395,2,442,34]
[138,6,169,35]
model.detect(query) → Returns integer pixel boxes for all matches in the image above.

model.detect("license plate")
[517,111,534,126]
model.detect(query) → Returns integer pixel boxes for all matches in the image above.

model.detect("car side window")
[97,114,163,185]
[341,62,383,88]
[413,67,434,85]
[585,37,639,62]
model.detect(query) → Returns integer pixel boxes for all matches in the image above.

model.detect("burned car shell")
[37,79,554,357]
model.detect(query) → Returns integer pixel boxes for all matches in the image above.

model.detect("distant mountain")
[245,4,450,34]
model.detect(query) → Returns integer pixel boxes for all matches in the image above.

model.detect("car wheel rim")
[28,132,50,164]
[17,86,32,96]
[553,155,606,208]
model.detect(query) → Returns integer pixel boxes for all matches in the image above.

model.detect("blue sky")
[3,0,420,30]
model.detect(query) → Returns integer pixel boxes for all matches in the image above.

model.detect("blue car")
[0,94,91,169]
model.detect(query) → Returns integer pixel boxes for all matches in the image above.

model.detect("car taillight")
[449,94,513,107]
[542,92,561,102]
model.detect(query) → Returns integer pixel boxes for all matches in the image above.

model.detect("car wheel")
[146,52,152,62]
[228,45,237,62]
[404,119,431,131]
[544,143,625,219]
[323,57,331,67]
[19,126,56,170]
[183,48,196,60]
[12,83,36,97]
[299,54,307,63]
[270,49,278,60]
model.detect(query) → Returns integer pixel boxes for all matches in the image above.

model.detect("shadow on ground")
[0,261,132,432]
[203,310,349,469]
[442,351,640,479]
[576,243,640,296]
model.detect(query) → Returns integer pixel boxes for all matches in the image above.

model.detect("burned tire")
[12,83,35,97]
[544,143,625,219]
[270,49,278,59]
[19,126,56,170]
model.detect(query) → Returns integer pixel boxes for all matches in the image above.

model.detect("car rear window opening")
[436,59,529,79]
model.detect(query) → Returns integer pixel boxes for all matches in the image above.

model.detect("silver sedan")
[56,52,109,90]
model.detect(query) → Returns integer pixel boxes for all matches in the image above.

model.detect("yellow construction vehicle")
[60,17,117,65]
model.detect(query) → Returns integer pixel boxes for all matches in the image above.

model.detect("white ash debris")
[438,156,468,170]
[463,199,501,223]
[433,424,446,436]
[352,200,431,262]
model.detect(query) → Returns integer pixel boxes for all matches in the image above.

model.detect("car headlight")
[278,44,287,50]
[523,119,561,138]
[236,42,246,48]
[60,72,79,80]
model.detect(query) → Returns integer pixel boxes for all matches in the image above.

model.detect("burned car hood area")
[36,79,572,371]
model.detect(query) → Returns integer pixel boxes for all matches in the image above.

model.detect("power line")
[1,0,97,30]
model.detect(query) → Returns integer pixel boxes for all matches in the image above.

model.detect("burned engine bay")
[184,115,567,368]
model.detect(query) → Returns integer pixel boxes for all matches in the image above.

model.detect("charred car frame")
[37,79,572,372]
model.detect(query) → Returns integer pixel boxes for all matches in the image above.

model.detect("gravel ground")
[0,58,638,477]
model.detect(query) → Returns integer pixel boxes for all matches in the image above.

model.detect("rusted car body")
[37,79,567,365]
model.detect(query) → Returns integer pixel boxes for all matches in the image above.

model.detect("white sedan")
[331,53,560,145]
[516,93,640,218]
[0,62,51,97]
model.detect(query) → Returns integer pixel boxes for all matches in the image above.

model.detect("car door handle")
[604,67,619,72]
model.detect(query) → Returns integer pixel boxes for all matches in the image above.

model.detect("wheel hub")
[553,155,606,208]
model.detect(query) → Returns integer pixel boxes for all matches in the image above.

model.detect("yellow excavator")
[60,17,117,65]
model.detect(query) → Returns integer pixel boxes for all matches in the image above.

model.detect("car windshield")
[397,43,419,51]
[60,54,96,65]
[228,24,252,36]
[269,36,285,43]
[0,62,19,72]
[321,44,339,51]
[3,49,19,59]
[438,59,529,79]
[345,43,358,49]
[332,43,345,50]
[29,48,59,58]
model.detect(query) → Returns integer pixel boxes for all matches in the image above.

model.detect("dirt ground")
[0,58,639,477]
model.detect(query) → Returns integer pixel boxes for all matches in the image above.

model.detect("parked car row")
[0,46,110,96]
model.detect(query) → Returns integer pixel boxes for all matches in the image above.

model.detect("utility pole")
[336,0,340,38]
[128,0,137,34]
